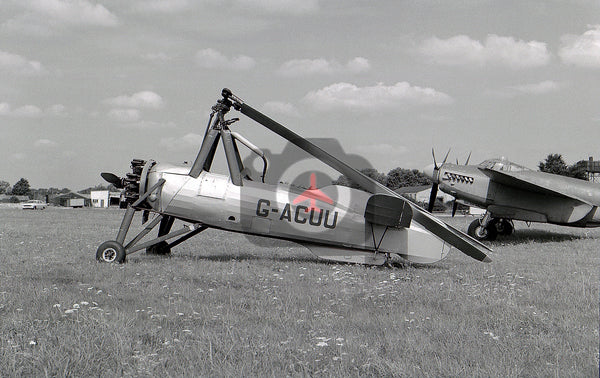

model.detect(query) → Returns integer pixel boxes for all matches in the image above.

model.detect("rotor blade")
[452,200,458,217]
[465,151,472,165]
[236,102,382,194]
[411,209,492,262]
[428,183,438,212]
[101,172,124,188]
[226,90,491,262]
[432,148,438,169]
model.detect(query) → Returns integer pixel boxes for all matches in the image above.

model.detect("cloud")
[232,0,319,14]
[159,133,204,150]
[486,80,562,97]
[418,34,550,68]
[34,139,58,148]
[559,25,600,68]
[108,108,141,123]
[262,101,300,117]
[10,153,27,161]
[195,48,256,71]
[46,104,67,116]
[304,82,452,112]
[131,0,190,13]
[277,57,370,77]
[22,0,118,27]
[509,80,561,95]
[0,103,43,118]
[122,120,176,129]
[0,50,47,76]
[104,91,164,109]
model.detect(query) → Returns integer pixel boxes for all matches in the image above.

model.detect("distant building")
[586,156,600,182]
[395,185,453,204]
[51,192,90,207]
[90,190,122,208]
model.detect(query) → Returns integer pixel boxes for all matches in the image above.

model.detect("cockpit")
[478,158,531,172]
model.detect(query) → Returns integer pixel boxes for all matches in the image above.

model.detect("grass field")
[1,206,598,376]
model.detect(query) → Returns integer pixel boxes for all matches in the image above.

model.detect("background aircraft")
[97,89,491,266]
[423,155,600,241]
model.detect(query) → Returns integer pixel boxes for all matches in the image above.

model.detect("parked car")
[22,200,47,210]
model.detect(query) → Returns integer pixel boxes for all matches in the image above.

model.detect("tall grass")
[1,207,598,376]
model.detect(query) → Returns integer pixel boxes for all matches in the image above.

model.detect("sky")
[1,0,599,190]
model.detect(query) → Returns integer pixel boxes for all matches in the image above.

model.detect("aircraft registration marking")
[256,199,338,229]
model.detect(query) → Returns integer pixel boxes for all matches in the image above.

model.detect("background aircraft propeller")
[449,152,472,217]
[427,149,449,212]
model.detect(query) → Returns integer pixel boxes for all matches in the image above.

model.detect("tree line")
[333,167,432,190]
[0,153,591,202]
[333,153,591,191]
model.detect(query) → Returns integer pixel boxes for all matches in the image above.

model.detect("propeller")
[449,152,471,217]
[427,149,449,212]
[101,172,124,189]
[223,90,491,262]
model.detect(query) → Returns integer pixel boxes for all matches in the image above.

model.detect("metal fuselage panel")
[438,163,600,226]
[144,166,388,252]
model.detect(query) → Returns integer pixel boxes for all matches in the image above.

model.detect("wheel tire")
[146,241,171,255]
[494,219,514,235]
[96,241,126,263]
[467,219,498,241]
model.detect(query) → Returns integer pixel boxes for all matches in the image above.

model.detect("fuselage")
[428,159,600,227]
[138,162,452,263]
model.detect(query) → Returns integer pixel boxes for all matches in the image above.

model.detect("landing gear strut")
[95,172,207,263]
[467,213,514,241]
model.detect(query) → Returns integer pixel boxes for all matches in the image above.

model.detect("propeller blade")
[452,200,458,217]
[465,151,472,165]
[428,183,438,212]
[442,149,450,165]
[432,148,438,169]
[101,172,124,188]
[225,89,491,263]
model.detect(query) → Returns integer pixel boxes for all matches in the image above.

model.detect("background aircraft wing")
[479,167,594,206]
[225,90,491,262]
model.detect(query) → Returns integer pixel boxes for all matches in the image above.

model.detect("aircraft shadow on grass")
[137,248,448,270]
[489,228,590,245]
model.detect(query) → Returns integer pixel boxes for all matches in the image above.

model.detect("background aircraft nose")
[422,164,437,182]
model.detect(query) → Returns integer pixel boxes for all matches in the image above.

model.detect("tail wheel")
[96,240,126,263]
[467,219,497,241]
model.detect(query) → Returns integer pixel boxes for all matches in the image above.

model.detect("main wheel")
[96,241,126,263]
[467,219,498,241]
[146,241,171,255]
[494,219,514,236]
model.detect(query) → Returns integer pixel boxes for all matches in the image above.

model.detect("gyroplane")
[423,153,600,241]
[96,89,491,265]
